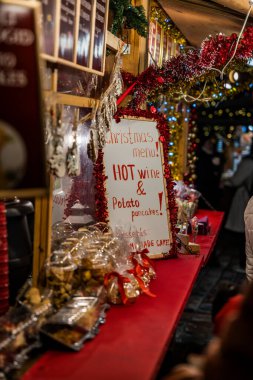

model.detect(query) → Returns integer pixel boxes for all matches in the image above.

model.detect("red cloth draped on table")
[0,202,9,315]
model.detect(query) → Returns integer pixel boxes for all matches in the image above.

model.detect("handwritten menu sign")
[77,0,93,67]
[41,0,56,55]
[92,0,106,72]
[0,0,47,196]
[103,119,172,258]
[59,0,76,61]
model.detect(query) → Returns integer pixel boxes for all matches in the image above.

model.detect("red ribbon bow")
[131,249,155,271]
[127,268,156,298]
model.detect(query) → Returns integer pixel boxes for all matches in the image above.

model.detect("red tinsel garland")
[0,202,9,315]
[94,107,178,258]
[93,149,109,223]
[121,70,137,88]
[126,26,253,108]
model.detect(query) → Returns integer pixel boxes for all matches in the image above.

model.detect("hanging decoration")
[66,109,80,177]
[109,0,148,38]
[93,149,109,224]
[150,6,186,46]
[95,52,123,148]
[47,105,66,178]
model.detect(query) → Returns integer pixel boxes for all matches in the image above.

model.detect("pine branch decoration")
[110,0,148,38]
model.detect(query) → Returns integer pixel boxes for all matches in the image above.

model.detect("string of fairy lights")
[150,5,187,47]
[150,78,253,185]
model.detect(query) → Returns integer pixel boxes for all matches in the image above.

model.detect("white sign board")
[103,118,172,258]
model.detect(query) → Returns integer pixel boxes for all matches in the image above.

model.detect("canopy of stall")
[157,0,253,46]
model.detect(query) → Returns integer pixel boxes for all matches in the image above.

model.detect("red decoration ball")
[157,76,165,84]
[150,106,157,113]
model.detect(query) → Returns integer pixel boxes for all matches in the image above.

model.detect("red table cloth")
[22,210,224,380]
[195,210,224,264]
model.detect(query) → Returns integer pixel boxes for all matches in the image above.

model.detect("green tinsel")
[110,0,148,38]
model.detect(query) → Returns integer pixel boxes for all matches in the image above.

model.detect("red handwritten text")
[112,196,140,209]
[113,164,135,180]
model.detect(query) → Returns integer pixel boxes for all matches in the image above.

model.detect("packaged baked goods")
[52,221,74,250]
[40,296,106,351]
[80,245,114,285]
[104,270,141,305]
[131,249,156,286]
[45,251,77,308]
[0,304,47,373]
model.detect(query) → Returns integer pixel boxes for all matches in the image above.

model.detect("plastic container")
[45,251,77,309]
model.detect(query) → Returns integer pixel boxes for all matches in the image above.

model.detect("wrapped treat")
[40,325,84,351]
[45,251,77,308]
[190,216,199,242]
[52,221,74,250]
[101,237,126,269]
[40,296,105,351]
[80,247,114,285]
[130,249,156,285]
[89,222,113,235]
[104,271,140,305]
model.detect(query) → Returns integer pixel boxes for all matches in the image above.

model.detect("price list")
[92,0,106,72]
[59,0,76,61]
[77,0,93,67]
[41,0,56,55]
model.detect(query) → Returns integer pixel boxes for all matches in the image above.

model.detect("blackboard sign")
[103,118,172,258]
[92,0,106,72]
[77,0,93,67]
[40,0,108,75]
[41,0,57,56]
[59,0,76,61]
[0,0,47,197]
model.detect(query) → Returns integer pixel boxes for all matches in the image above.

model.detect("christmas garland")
[109,0,148,38]
[125,26,253,108]
[93,149,109,223]
[94,107,178,258]
[150,5,187,45]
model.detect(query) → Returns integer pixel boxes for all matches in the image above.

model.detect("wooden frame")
[41,0,109,76]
